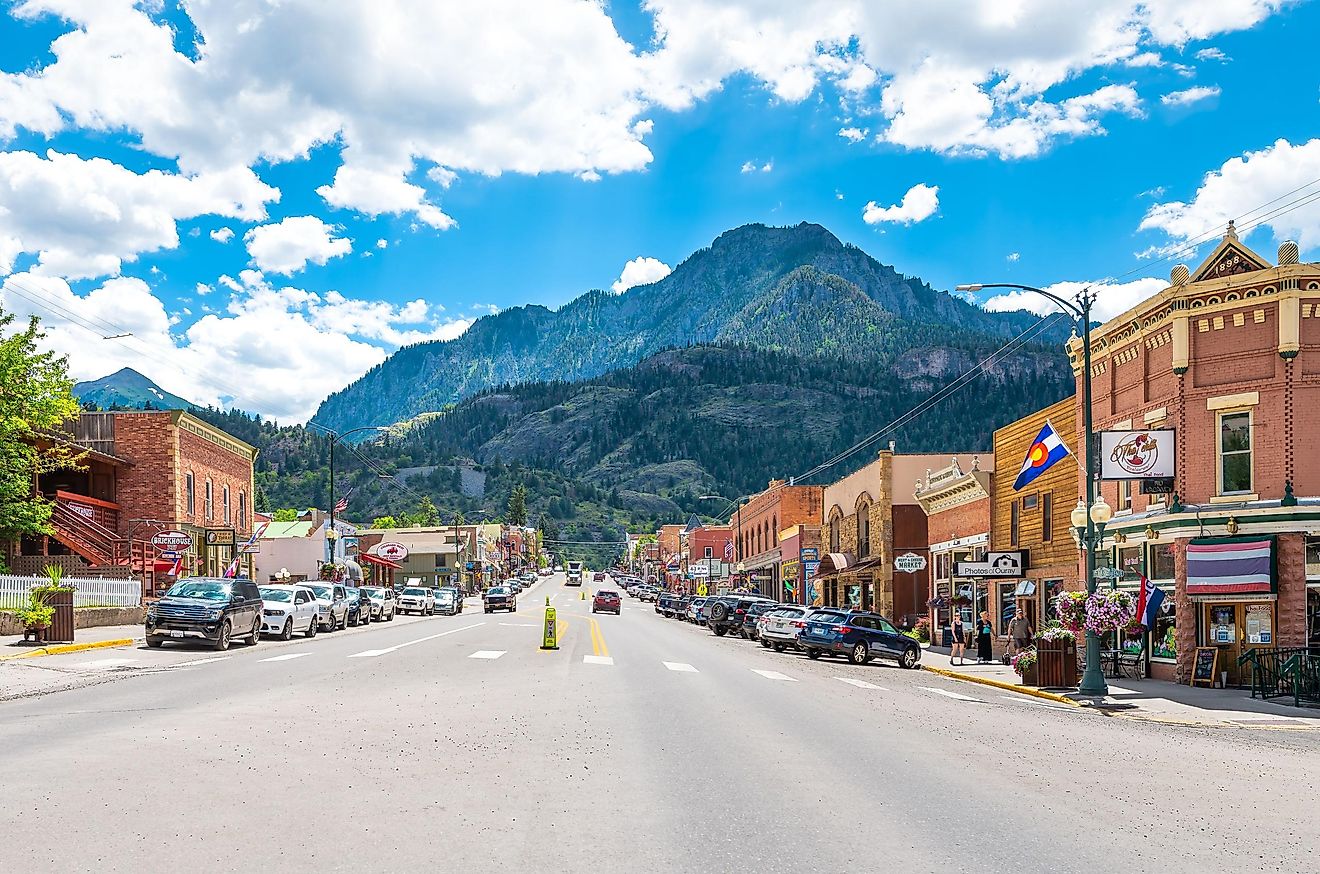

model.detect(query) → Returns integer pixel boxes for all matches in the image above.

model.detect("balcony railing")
[1239,647,1320,707]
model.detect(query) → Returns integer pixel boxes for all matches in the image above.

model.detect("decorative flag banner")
[724,540,734,560]
[333,488,353,514]
[169,555,183,577]
[1135,575,1166,628]
[224,522,270,578]
[1186,537,1275,595]
[1013,420,1071,491]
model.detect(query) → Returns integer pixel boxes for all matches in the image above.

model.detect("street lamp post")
[956,281,1110,697]
[325,426,389,561]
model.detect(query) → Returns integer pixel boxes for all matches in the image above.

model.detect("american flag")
[168,555,183,577]
[333,492,350,514]
[724,539,733,560]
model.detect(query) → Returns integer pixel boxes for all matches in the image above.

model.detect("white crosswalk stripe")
[65,658,136,671]
[172,656,232,667]
[259,653,311,663]
[469,650,506,659]
[663,661,698,673]
[921,686,980,702]
[999,695,1071,709]
[583,655,614,665]
[751,669,796,682]
[834,677,887,690]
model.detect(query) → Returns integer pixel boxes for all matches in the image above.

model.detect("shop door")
[1203,603,1276,687]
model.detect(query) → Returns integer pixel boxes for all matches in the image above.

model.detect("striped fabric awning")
[1186,536,1275,595]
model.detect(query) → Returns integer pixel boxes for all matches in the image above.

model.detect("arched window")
[238,491,247,529]
[204,479,213,520]
[222,485,231,524]
[829,511,841,553]
[857,501,870,557]
[772,515,778,544]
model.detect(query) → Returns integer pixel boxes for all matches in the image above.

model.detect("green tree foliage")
[272,508,299,522]
[506,484,528,526]
[254,484,271,512]
[0,308,82,557]
[408,496,440,527]
[371,515,399,529]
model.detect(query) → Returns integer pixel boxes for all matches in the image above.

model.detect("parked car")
[592,589,621,614]
[398,586,435,616]
[757,605,810,652]
[361,585,397,621]
[521,571,537,583]
[505,578,524,594]
[797,609,921,668]
[257,584,320,639]
[434,587,463,615]
[344,587,370,627]
[739,601,780,640]
[308,583,349,631]
[656,591,681,617]
[146,577,263,651]
[484,586,517,613]
[686,596,709,624]
[705,595,776,637]
[638,586,659,603]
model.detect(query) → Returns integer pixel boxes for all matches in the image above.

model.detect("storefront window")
[998,582,1016,635]
[1307,537,1320,580]
[1151,601,1176,660]
[845,584,861,608]
[1244,603,1273,645]
[975,583,989,626]
[955,582,975,626]
[1117,545,1143,579]
[1219,411,1252,494]
[1148,541,1176,581]
[1308,588,1320,648]
[1042,579,1063,622]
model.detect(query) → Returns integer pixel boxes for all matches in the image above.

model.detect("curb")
[921,664,1081,707]
[0,638,137,661]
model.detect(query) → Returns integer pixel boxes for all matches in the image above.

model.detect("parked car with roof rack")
[704,594,775,637]
[686,597,710,624]
[797,608,921,668]
[361,585,397,621]
[739,601,780,640]
[434,587,463,615]
[398,586,435,616]
[757,604,811,651]
[145,577,263,651]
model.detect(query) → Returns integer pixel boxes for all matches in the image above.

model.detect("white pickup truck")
[566,561,583,586]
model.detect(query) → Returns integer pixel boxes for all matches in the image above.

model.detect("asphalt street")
[2,573,1318,873]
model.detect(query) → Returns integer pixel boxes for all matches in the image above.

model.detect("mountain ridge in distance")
[73,367,194,411]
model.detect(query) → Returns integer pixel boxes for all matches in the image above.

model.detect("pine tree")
[506,484,528,526]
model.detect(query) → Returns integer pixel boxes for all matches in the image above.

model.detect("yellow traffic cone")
[581,589,586,600]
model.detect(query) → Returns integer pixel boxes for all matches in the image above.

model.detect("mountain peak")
[74,368,194,411]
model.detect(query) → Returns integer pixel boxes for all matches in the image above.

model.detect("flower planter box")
[1036,636,1078,689]
[39,587,75,644]
[1019,662,1039,687]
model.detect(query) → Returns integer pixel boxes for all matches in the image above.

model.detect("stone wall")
[0,606,144,636]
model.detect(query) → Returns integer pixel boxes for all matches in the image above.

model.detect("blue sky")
[1,0,1318,420]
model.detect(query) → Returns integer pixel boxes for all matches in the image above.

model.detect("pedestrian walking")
[1008,608,1034,655]
[976,611,993,663]
[950,614,967,666]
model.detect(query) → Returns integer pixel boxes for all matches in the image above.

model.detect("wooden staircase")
[49,499,155,592]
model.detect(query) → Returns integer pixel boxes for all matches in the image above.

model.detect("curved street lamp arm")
[958,282,1086,320]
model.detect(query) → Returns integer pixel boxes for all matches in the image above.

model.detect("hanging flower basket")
[1084,589,1136,636]
[1053,591,1088,633]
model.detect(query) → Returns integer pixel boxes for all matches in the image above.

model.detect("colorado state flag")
[1013,420,1070,490]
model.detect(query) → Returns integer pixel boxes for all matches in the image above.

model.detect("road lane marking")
[834,677,887,690]
[583,655,614,665]
[999,695,1070,709]
[259,653,312,663]
[469,650,506,659]
[66,657,137,670]
[921,686,980,702]
[347,622,486,658]
[499,623,536,627]
[663,662,698,673]
[751,669,796,682]
[171,656,232,667]
[587,615,610,658]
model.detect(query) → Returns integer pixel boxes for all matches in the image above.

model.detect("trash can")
[40,586,75,644]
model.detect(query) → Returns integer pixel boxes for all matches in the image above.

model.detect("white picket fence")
[0,574,142,610]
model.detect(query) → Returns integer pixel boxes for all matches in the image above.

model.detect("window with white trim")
[1218,411,1252,495]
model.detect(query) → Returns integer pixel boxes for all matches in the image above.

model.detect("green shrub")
[14,594,55,629]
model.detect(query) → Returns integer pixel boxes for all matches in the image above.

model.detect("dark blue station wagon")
[797,609,922,669]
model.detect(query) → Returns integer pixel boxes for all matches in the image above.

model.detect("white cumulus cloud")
[983,277,1167,323]
[210,227,235,244]
[0,149,276,280]
[611,256,673,293]
[1139,138,1320,252]
[838,126,867,143]
[1161,85,1220,106]
[862,183,940,225]
[244,216,352,275]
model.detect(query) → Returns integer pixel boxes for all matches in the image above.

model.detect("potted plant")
[1011,646,1039,686]
[15,593,55,643]
[1083,589,1136,636]
[913,616,931,644]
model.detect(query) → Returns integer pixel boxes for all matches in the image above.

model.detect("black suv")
[739,600,781,640]
[345,587,369,626]
[706,595,775,637]
[146,577,263,651]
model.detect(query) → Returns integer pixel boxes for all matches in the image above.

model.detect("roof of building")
[260,521,317,539]
[365,529,463,555]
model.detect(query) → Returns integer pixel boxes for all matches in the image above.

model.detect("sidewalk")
[921,646,1320,729]
[0,622,142,659]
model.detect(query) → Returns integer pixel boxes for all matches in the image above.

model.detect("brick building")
[1072,227,1320,685]
[814,449,959,624]
[21,410,258,593]
[913,455,994,645]
[684,524,732,588]
[778,523,822,605]
[990,396,1080,642]
[729,480,823,597]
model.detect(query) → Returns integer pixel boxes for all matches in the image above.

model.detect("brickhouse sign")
[152,530,193,552]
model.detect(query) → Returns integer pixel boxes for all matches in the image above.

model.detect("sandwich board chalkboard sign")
[1190,646,1218,687]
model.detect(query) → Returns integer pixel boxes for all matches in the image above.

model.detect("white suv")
[308,583,349,631]
[258,584,321,640]
[398,586,435,616]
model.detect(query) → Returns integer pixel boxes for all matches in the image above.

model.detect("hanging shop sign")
[205,528,236,547]
[1100,429,1176,479]
[893,552,928,573]
[376,542,409,562]
[955,550,1029,578]
[153,530,193,551]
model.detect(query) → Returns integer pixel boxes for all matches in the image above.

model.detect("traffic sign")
[697,584,708,596]
[540,607,558,650]
[152,530,192,552]
[894,552,928,573]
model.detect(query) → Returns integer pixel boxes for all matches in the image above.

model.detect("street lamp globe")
[1070,499,1088,530]
[1089,495,1113,526]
